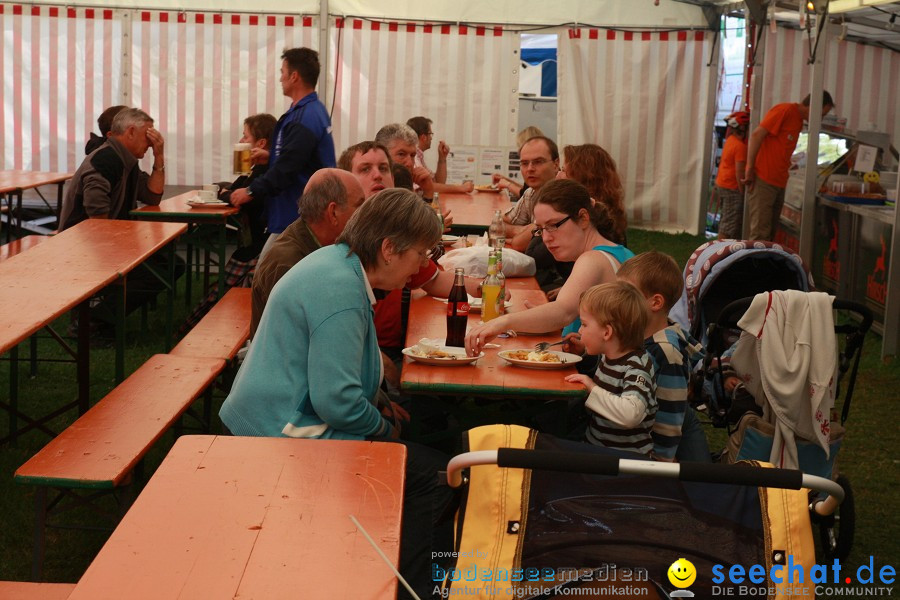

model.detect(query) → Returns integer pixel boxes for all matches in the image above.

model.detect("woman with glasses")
[220,189,454,599]
[465,179,634,356]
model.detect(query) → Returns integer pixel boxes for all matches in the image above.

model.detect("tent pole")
[699,24,722,236]
[318,0,329,107]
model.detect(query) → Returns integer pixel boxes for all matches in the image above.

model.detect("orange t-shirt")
[753,102,804,188]
[716,134,748,191]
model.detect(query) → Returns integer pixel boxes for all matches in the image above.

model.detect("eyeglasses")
[519,158,551,169]
[532,216,572,237]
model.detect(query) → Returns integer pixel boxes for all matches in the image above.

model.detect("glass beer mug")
[233,143,252,175]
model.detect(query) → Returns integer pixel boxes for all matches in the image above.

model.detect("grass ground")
[1,228,897,586]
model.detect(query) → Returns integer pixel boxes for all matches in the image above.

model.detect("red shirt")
[754,102,804,188]
[716,134,748,191]
[373,260,439,348]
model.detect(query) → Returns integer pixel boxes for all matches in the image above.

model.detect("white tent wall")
[130,10,317,185]
[1,5,123,174]
[327,18,519,154]
[558,29,716,234]
[760,25,900,150]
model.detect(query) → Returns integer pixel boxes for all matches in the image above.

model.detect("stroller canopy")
[670,240,814,343]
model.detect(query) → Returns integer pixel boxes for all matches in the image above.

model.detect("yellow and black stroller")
[440,424,844,599]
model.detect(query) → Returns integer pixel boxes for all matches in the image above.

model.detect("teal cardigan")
[219,243,390,440]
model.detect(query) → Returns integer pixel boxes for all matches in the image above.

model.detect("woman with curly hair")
[559,144,627,245]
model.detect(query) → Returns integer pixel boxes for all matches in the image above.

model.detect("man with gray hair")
[60,107,165,230]
[251,168,365,336]
[374,123,437,200]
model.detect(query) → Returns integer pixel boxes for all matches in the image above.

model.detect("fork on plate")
[533,340,565,352]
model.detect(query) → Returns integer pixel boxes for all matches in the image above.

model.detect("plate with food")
[441,234,460,244]
[474,184,501,193]
[498,349,581,369]
[402,342,483,366]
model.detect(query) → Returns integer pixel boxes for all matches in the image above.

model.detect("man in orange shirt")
[742,92,834,240]
[716,111,749,240]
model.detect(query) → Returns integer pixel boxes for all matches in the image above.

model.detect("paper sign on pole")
[447,147,478,183]
[855,145,877,174]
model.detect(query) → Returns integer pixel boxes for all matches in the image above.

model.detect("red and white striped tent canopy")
[2,0,897,234]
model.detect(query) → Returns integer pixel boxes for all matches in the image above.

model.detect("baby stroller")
[438,424,843,599]
[703,292,872,561]
[670,239,814,348]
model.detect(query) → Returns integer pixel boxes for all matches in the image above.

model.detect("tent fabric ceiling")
[28,0,710,28]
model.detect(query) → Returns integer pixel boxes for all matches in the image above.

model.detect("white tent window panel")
[131,11,317,185]
[328,18,519,154]
[761,27,900,149]
[559,29,714,234]
[1,5,123,173]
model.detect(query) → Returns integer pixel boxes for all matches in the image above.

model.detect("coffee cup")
[196,189,217,202]
[203,183,219,194]
[233,143,252,175]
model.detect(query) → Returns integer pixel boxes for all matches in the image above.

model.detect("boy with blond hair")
[617,251,708,462]
[564,281,656,454]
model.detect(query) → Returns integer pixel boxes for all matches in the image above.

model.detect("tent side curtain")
[760,26,900,151]
[558,29,715,234]
[1,4,123,173]
[327,18,519,154]
[1,4,316,184]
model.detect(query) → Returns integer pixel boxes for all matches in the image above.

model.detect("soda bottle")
[495,246,506,315]
[446,268,469,347]
[488,210,505,249]
[481,251,502,322]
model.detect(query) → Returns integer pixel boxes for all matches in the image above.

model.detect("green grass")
[1,229,897,584]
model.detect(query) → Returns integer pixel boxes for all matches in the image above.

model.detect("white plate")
[498,349,582,369]
[187,200,229,208]
[475,185,501,193]
[441,234,460,244]
[402,346,483,366]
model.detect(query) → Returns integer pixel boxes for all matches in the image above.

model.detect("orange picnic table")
[131,191,241,301]
[440,190,512,233]
[402,277,584,400]
[0,219,186,443]
[67,435,406,600]
[0,170,72,242]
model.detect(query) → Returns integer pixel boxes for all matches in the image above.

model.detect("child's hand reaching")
[565,374,596,391]
[724,376,741,393]
[562,332,585,355]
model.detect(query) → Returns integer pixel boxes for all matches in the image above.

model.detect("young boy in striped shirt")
[564,282,657,455]
[617,252,709,462]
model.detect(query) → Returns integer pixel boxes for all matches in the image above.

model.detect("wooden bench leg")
[31,487,48,579]
[29,334,38,378]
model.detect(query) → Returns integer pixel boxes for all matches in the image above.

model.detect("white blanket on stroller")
[731,290,837,469]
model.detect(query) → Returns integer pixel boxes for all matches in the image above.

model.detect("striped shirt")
[584,350,657,455]
[646,322,705,461]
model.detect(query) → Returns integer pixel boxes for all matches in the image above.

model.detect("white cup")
[203,183,219,194]
[196,189,217,202]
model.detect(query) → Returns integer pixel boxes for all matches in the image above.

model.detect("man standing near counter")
[229,47,336,255]
[742,92,834,240]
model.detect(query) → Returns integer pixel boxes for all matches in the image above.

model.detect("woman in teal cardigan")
[219,188,448,599]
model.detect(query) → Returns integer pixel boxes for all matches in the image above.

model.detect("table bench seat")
[169,287,250,361]
[15,353,225,577]
[0,581,75,600]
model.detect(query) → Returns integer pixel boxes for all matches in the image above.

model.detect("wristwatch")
[152,163,165,172]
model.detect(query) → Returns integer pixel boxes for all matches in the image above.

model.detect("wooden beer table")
[0,170,73,242]
[402,277,584,399]
[67,435,406,600]
[131,191,241,301]
[440,190,512,233]
[0,219,186,443]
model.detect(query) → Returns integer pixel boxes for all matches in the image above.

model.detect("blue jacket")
[219,244,390,440]
[248,91,336,234]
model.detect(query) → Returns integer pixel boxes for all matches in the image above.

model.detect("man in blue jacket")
[230,47,336,256]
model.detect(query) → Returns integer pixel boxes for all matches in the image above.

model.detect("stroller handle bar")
[445,449,844,506]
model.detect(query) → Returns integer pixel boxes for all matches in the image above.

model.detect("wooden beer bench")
[169,287,251,362]
[0,581,75,600]
[0,234,48,261]
[14,354,225,577]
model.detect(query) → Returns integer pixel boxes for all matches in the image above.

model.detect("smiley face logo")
[667,558,696,588]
